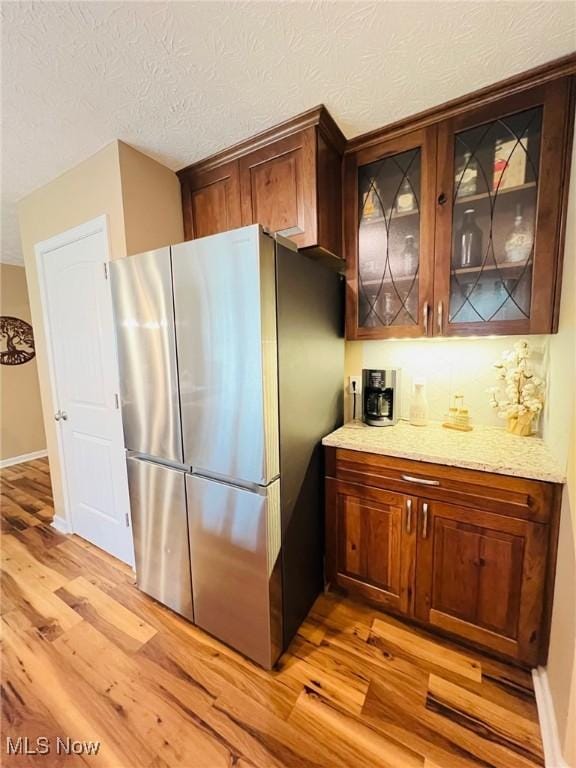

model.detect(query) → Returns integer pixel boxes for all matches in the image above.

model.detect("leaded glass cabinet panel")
[434,80,571,336]
[345,128,435,339]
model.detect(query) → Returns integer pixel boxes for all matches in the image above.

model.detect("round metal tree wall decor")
[0,316,36,365]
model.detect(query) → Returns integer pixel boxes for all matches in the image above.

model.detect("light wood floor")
[1,458,544,768]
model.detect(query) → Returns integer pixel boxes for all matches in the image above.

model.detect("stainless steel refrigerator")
[110,225,343,668]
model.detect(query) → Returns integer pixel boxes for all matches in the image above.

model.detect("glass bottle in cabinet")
[455,151,479,198]
[504,204,534,263]
[454,208,483,268]
[396,178,416,213]
[401,235,418,277]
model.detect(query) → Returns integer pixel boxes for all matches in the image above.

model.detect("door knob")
[54,411,62,421]
[61,411,68,421]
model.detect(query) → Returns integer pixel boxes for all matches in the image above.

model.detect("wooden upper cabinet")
[344,68,575,339]
[239,129,316,248]
[179,161,242,239]
[177,106,345,257]
[344,127,437,340]
[325,478,416,615]
[435,79,573,336]
[415,499,548,666]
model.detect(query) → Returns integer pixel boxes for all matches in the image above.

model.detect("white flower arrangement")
[488,340,545,421]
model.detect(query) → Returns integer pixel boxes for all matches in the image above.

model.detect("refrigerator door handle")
[126,451,191,473]
[190,468,280,495]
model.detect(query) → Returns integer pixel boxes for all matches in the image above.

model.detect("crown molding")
[177,104,346,178]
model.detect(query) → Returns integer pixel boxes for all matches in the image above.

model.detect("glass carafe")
[454,208,484,268]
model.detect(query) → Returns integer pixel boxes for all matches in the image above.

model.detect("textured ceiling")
[2,1,575,265]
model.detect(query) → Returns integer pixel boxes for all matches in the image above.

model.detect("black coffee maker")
[362,369,400,427]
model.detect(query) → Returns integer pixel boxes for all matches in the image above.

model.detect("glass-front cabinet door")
[434,80,571,336]
[345,128,436,339]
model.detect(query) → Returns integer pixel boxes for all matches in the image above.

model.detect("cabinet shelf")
[452,261,531,278]
[454,181,536,206]
[361,274,417,288]
[360,207,419,226]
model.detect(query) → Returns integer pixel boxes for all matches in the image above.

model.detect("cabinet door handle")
[422,502,429,539]
[422,301,429,335]
[438,192,447,206]
[401,474,440,487]
[406,498,412,534]
[437,301,443,334]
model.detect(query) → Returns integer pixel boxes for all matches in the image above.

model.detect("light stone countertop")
[322,420,566,484]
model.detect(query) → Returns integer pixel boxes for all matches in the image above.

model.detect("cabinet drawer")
[329,448,556,523]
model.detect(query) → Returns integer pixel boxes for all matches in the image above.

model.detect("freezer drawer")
[172,226,279,486]
[186,473,282,668]
[110,248,183,464]
[127,457,193,621]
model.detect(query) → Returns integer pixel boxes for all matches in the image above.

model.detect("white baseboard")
[51,515,72,535]
[532,667,570,768]
[0,449,48,469]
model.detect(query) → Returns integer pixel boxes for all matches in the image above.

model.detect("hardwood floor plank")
[2,616,139,767]
[371,617,483,682]
[1,572,83,641]
[288,687,425,768]
[426,674,543,763]
[2,535,69,592]
[214,684,351,768]
[276,651,369,715]
[55,576,156,652]
[139,628,298,721]
[53,621,236,767]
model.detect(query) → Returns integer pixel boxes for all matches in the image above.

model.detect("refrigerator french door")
[110,248,193,622]
[111,225,344,669]
[172,227,283,667]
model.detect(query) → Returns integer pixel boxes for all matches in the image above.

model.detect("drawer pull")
[401,474,440,487]
[406,498,412,534]
[422,502,429,539]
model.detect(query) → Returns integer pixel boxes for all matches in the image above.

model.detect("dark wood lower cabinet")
[325,448,561,666]
[326,479,416,615]
[414,500,548,666]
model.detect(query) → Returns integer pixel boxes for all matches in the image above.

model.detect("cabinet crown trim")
[177,104,346,177]
[345,52,576,153]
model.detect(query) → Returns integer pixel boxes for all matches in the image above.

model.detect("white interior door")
[37,217,134,565]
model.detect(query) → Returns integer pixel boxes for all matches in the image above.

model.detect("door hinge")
[104,262,109,279]
[114,393,119,409]
[125,513,130,527]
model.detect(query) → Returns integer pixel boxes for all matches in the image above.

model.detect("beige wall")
[0,264,46,461]
[17,141,183,519]
[546,138,576,767]
[118,141,184,256]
